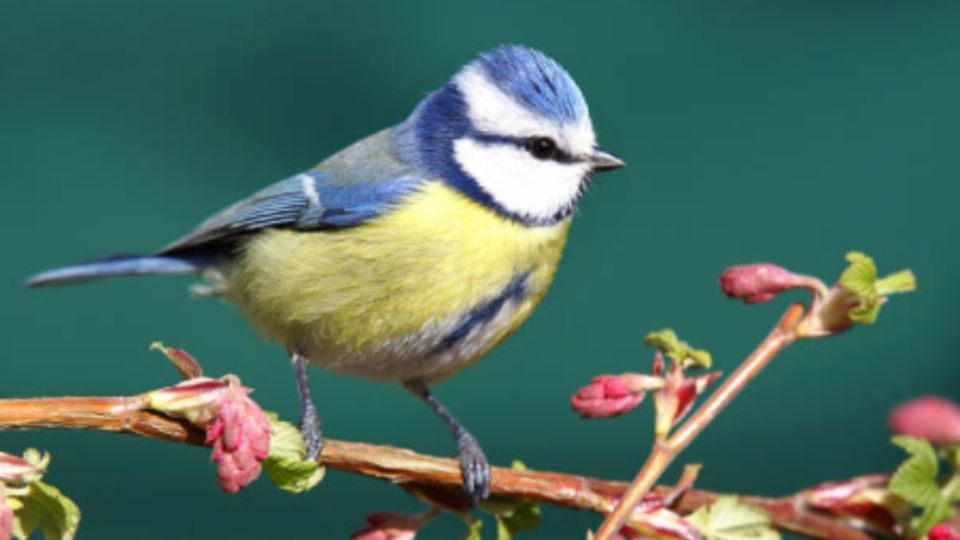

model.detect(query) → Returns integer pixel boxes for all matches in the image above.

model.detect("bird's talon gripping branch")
[457,431,491,504]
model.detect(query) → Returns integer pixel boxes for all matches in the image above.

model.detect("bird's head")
[409,45,623,225]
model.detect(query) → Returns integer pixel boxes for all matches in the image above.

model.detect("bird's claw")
[457,432,490,504]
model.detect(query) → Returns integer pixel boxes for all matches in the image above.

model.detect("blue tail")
[25,254,210,288]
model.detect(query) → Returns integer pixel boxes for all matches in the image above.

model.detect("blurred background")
[1,1,957,537]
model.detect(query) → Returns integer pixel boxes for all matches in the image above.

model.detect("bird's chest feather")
[226,182,571,381]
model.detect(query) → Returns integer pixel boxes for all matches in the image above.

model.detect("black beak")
[589,147,625,172]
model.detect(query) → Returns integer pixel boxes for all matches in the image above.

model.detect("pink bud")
[0,493,12,540]
[0,452,40,483]
[629,509,703,540]
[718,264,801,304]
[571,375,648,418]
[930,524,960,540]
[206,377,272,493]
[350,512,421,540]
[889,396,960,446]
[147,372,271,493]
[804,475,905,536]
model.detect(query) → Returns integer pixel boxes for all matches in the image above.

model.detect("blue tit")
[26,45,624,502]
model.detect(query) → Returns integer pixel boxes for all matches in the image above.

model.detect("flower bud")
[889,396,960,446]
[571,375,652,418]
[0,452,42,484]
[0,487,12,540]
[929,524,960,540]
[207,378,271,493]
[718,264,801,304]
[350,512,423,540]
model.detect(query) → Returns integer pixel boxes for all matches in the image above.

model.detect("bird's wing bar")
[160,171,422,255]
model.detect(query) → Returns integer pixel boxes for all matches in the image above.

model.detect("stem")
[594,303,805,539]
[0,391,872,539]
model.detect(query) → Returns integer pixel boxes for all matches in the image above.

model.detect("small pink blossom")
[350,512,423,540]
[571,374,662,418]
[889,396,960,446]
[148,374,271,493]
[0,489,12,540]
[0,452,41,484]
[718,264,805,304]
[930,524,960,540]
[206,378,272,493]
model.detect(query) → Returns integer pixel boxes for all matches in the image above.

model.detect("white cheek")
[454,138,588,221]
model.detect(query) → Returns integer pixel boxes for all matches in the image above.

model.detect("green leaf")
[645,329,713,369]
[494,500,541,540]
[838,252,878,299]
[838,252,917,325]
[687,496,780,540]
[12,480,81,540]
[477,462,541,540]
[261,414,325,494]
[463,517,483,540]
[889,436,941,508]
[875,270,917,296]
[913,498,953,538]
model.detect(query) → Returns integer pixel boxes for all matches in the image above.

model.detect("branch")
[0,395,871,539]
[595,303,805,538]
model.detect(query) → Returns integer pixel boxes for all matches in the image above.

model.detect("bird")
[26,45,624,503]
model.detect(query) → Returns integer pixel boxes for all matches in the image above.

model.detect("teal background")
[1,1,957,538]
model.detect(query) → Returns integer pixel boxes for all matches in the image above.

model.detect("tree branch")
[595,303,805,539]
[0,395,871,539]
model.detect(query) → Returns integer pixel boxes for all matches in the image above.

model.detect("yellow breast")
[225,181,571,381]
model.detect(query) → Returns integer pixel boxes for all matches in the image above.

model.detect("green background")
[1,1,957,538]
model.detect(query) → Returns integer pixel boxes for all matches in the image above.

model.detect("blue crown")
[472,45,587,124]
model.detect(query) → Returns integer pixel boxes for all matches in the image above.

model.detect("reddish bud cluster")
[718,264,802,304]
[803,475,906,536]
[0,493,11,540]
[889,396,960,446]
[350,512,423,540]
[929,524,960,540]
[571,375,648,418]
[206,380,272,493]
[148,375,272,493]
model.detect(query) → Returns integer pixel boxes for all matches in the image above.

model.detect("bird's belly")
[225,182,571,382]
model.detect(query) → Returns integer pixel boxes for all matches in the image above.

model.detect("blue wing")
[161,129,424,255]
[26,128,426,287]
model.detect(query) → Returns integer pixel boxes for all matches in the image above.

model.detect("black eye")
[526,137,557,160]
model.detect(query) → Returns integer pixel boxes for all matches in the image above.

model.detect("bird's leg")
[289,351,324,460]
[403,379,490,504]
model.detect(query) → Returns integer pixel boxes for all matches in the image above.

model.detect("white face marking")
[454,138,589,220]
[452,67,597,221]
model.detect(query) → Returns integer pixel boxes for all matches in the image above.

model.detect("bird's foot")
[456,431,490,504]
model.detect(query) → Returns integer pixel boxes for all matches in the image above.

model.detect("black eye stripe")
[471,132,579,164]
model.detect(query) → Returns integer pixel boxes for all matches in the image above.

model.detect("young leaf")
[889,436,941,508]
[687,496,780,540]
[261,414,325,494]
[480,462,541,540]
[645,330,712,370]
[12,480,80,540]
[838,252,916,325]
[463,517,483,540]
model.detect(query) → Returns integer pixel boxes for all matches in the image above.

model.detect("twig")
[594,303,806,539]
[0,393,870,539]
